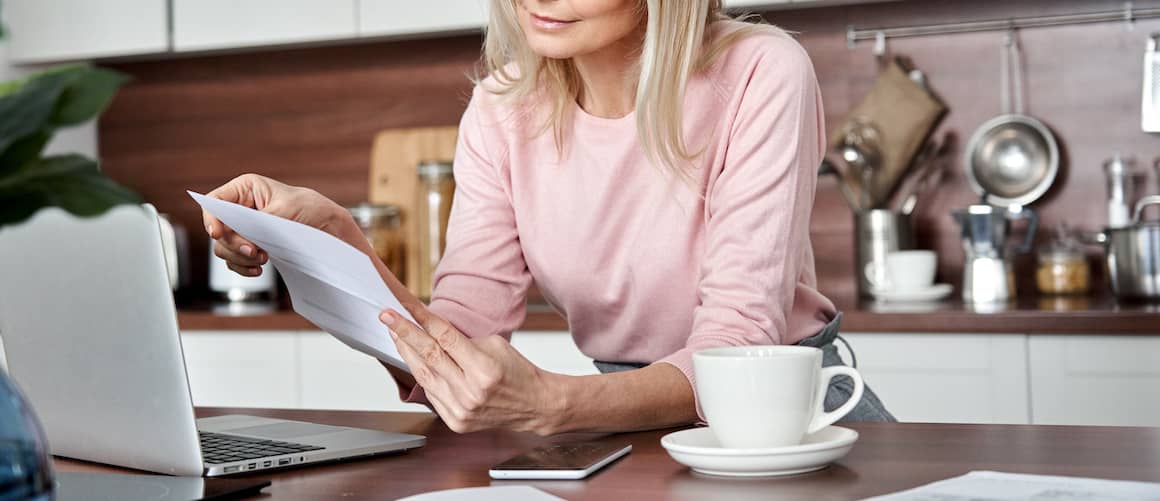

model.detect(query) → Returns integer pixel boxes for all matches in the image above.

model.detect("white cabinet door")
[173,0,357,52]
[180,331,300,409]
[724,0,792,9]
[4,0,168,63]
[298,332,429,413]
[1029,335,1160,426]
[359,0,487,38]
[724,0,892,10]
[838,333,1031,424]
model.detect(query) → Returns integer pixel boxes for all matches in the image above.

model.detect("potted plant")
[0,64,142,225]
[0,3,141,496]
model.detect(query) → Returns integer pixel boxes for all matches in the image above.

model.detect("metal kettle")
[952,204,1038,303]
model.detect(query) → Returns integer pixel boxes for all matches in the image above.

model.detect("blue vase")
[0,372,52,500]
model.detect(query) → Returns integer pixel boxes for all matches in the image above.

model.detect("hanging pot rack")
[847,2,1160,50]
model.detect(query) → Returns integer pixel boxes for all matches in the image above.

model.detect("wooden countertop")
[178,294,1160,334]
[54,408,1160,500]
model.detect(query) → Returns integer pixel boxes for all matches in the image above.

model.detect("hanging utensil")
[899,137,953,216]
[837,119,883,210]
[902,149,950,216]
[963,29,1060,209]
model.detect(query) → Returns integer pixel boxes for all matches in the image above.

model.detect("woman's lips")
[530,13,578,31]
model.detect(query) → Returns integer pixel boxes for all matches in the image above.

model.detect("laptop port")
[224,466,240,473]
[278,458,291,466]
[263,460,272,467]
[247,463,256,470]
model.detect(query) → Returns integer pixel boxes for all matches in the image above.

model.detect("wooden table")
[54,408,1160,500]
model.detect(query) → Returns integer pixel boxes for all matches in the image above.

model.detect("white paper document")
[398,486,564,501]
[189,191,414,371]
[864,471,1160,501]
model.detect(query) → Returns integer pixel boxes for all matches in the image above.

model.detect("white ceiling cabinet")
[725,0,893,9]
[172,0,358,53]
[4,0,169,64]
[359,0,488,39]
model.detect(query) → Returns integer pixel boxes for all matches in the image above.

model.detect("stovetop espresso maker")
[952,204,1038,303]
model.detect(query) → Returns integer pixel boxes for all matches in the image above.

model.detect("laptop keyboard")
[200,431,325,464]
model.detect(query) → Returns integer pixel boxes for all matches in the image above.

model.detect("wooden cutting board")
[830,58,947,208]
[368,126,458,297]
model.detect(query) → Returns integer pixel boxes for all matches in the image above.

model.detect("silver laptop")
[0,204,424,477]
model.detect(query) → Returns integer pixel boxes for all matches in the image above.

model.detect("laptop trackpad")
[227,421,346,439]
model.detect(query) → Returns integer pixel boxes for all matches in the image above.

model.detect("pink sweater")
[426,26,836,405]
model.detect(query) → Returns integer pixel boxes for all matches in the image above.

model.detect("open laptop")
[0,205,425,477]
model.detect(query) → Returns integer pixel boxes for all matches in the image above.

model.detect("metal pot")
[964,30,1059,208]
[1099,195,1160,299]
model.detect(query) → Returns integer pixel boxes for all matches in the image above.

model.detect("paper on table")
[397,486,564,501]
[189,191,415,371]
[864,471,1160,501]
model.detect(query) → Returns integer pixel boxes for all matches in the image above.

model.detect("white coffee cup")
[693,346,864,449]
[866,250,937,292]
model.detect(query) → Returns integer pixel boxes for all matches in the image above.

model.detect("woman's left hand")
[380,307,565,436]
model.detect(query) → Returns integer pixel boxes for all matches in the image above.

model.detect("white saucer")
[660,426,858,477]
[871,283,953,302]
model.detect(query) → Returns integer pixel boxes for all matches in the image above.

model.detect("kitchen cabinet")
[838,333,1032,424]
[172,0,358,52]
[1028,335,1160,426]
[724,0,893,10]
[179,330,594,412]
[359,0,487,39]
[180,331,301,409]
[3,0,169,63]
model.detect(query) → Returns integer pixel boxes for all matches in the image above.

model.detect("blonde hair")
[481,1,776,180]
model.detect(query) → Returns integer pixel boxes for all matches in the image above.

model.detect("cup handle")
[864,261,888,290]
[807,366,865,434]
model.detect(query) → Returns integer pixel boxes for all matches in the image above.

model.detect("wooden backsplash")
[99,0,1160,297]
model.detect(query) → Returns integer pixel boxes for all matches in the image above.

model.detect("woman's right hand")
[202,173,356,277]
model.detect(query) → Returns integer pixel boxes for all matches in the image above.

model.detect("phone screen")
[491,441,631,471]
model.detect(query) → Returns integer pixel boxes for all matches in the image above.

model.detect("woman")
[204,0,894,435]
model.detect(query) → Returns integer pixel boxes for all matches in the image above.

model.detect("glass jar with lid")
[348,203,406,284]
[1035,224,1090,295]
[415,161,455,301]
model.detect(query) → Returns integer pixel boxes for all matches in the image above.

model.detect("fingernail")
[241,244,254,257]
[205,225,213,237]
[380,311,396,327]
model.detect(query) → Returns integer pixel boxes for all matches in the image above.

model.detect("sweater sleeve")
[401,89,533,404]
[655,39,826,418]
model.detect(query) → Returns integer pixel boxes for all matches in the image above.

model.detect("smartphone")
[488,441,632,480]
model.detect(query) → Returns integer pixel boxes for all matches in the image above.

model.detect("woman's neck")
[571,25,645,119]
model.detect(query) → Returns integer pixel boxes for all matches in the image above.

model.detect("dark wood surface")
[98,0,1160,315]
[53,408,1160,500]
[177,294,1160,334]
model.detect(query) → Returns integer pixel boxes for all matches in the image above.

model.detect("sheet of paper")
[865,471,1160,501]
[189,191,415,371]
[397,486,564,501]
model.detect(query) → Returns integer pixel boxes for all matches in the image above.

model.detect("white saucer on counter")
[871,283,953,302]
[660,426,858,477]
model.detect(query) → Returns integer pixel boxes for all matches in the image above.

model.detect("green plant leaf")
[50,67,130,127]
[0,79,21,98]
[0,131,50,177]
[0,154,143,226]
[0,72,69,159]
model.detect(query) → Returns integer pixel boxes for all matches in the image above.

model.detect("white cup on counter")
[866,250,937,292]
[693,346,865,449]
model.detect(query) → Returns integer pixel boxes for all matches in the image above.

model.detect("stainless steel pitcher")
[952,204,1038,303]
[856,210,915,298]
